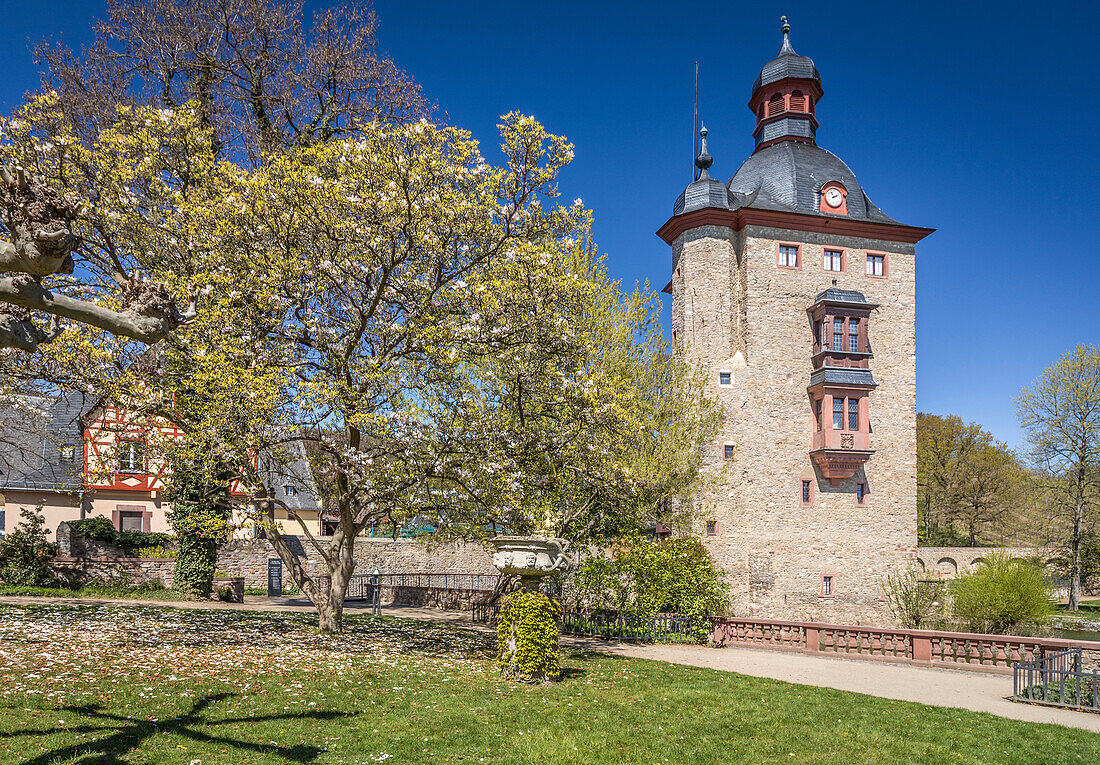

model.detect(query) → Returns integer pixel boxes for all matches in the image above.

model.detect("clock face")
[824,187,843,208]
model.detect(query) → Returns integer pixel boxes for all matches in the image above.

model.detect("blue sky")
[1,0,1097,448]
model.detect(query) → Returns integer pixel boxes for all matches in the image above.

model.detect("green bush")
[497,589,561,682]
[950,553,1055,634]
[69,518,174,552]
[0,507,58,587]
[569,536,727,617]
[882,568,947,629]
[134,545,177,559]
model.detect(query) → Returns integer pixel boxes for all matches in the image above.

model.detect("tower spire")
[695,123,713,181]
[780,15,794,54]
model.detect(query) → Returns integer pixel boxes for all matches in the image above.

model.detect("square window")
[822,575,833,596]
[719,371,731,386]
[866,254,886,277]
[118,441,145,473]
[856,483,867,504]
[118,510,143,532]
[723,444,734,459]
[801,480,812,504]
[823,250,843,272]
[778,245,799,268]
[705,520,717,536]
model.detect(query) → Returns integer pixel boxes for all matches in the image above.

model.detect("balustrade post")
[804,626,820,653]
[912,634,932,666]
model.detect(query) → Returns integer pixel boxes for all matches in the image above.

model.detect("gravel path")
[3,595,1098,734]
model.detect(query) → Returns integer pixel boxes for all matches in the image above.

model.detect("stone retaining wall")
[53,557,177,588]
[54,523,496,589]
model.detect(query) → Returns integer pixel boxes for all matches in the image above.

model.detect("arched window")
[768,93,785,117]
[789,90,806,112]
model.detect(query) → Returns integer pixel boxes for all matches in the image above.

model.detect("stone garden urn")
[489,535,572,590]
[490,535,573,682]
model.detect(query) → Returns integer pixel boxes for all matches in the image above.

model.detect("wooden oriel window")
[848,319,859,352]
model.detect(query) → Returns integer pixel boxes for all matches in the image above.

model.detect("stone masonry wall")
[671,223,919,625]
[215,536,496,588]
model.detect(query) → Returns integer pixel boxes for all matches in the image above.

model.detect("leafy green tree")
[949,553,1054,634]
[1017,345,1100,611]
[0,505,57,586]
[917,413,1028,546]
[164,449,233,599]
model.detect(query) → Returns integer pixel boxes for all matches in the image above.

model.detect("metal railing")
[561,611,709,644]
[316,572,501,601]
[1013,647,1099,711]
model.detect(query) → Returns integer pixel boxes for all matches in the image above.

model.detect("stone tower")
[659,19,933,623]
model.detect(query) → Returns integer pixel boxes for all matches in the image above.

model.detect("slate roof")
[809,368,877,388]
[813,288,873,305]
[752,34,820,97]
[727,141,896,223]
[258,439,323,515]
[0,391,93,492]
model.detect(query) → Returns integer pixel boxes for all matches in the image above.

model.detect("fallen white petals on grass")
[0,603,494,707]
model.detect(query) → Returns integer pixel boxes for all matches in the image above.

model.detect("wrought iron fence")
[1013,647,1100,711]
[561,611,709,645]
[337,573,501,601]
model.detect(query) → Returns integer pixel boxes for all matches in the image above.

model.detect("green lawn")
[0,604,1096,764]
[0,582,189,601]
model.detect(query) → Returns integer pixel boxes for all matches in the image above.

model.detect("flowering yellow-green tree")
[1017,345,1100,611]
[3,88,720,632]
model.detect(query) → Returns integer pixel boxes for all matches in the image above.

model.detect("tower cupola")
[748,17,823,152]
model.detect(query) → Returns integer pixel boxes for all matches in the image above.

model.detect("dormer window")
[285,485,298,497]
[59,445,75,464]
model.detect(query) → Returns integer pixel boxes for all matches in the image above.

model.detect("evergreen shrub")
[0,507,58,586]
[497,589,561,682]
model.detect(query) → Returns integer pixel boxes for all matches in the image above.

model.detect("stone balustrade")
[711,616,1100,674]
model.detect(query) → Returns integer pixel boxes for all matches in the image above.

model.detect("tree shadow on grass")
[2,692,353,765]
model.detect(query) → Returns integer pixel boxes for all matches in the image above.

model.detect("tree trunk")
[1070,495,1084,612]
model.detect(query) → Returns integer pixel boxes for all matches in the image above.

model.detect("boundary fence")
[1013,647,1100,712]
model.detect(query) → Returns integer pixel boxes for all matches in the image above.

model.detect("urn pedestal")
[489,535,572,682]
